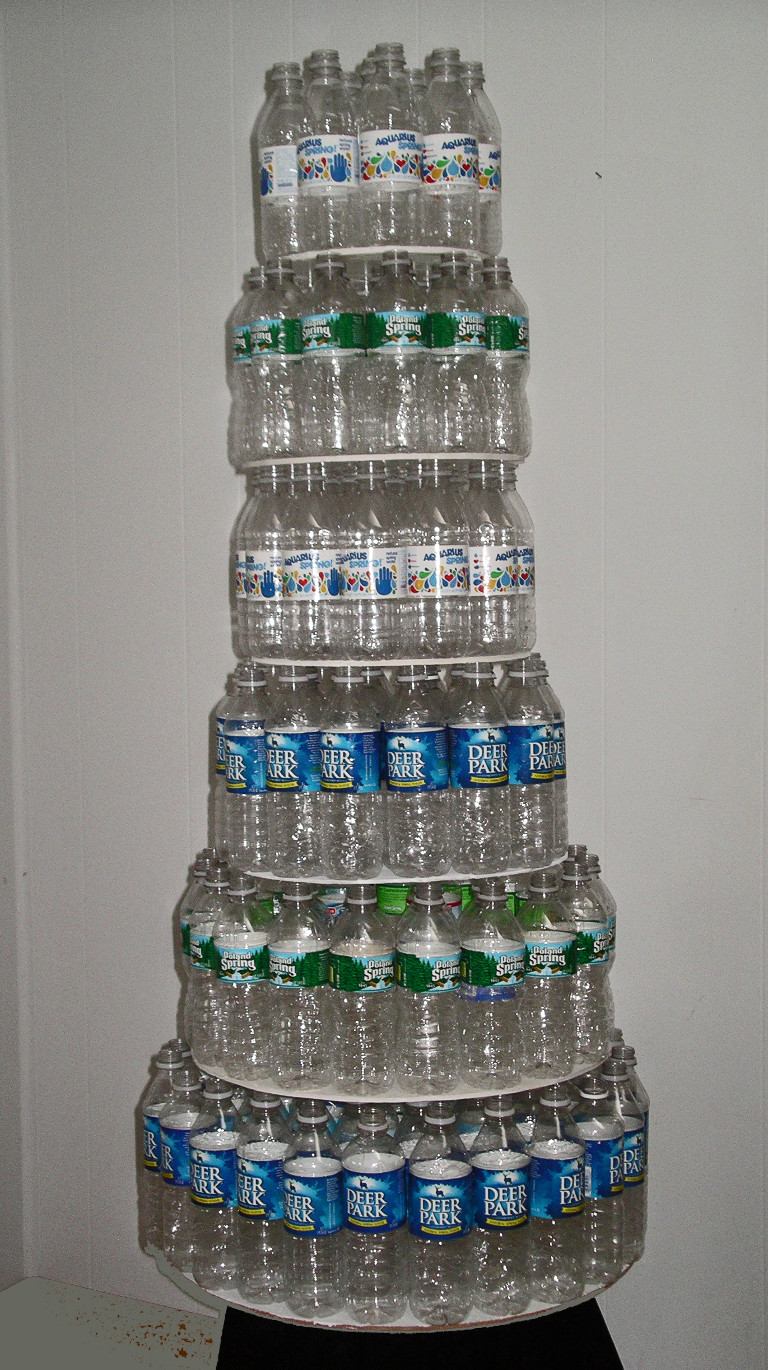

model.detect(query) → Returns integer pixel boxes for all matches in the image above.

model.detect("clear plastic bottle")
[283,1099,344,1318]
[462,63,501,256]
[226,270,259,472]
[615,1043,649,1255]
[208,871,274,1079]
[139,1042,184,1253]
[588,850,616,964]
[319,669,385,879]
[408,459,471,654]
[159,1064,205,1274]
[254,62,311,257]
[329,885,397,1093]
[572,1070,625,1283]
[421,49,479,248]
[465,461,523,654]
[337,462,406,659]
[187,862,231,1060]
[502,656,557,867]
[280,464,344,657]
[189,1079,242,1291]
[407,1100,474,1325]
[299,51,360,250]
[341,69,362,125]
[359,45,421,245]
[601,1057,647,1262]
[394,880,462,1094]
[343,1105,408,1324]
[238,466,291,660]
[516,868,578,1077]
[268,884,331,1091]
[224,664,269,874]
[300,255,366,456]
[178,851,213,1016]
[383,667,452,877]
[241,261,303,462]
[265,668,323,877]
[481,258,531,459]
[408,67,428,246]
[235,1091,293,1303]
[458,877,526,1089]
[469,1096,531,1315]
[424,255,488,452]
[559,857,614,1064]
[534,655,567,850]
[231,478,259,661]
[362,250,427,453]
[447,663,512,873]
[527,1084,586,1305]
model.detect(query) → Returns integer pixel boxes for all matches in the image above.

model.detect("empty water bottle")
[187,861,231,1058]
[601,1057,646,1262]
[224,664,269,874]
[614,1042,649,1255]
[280,464,345,657]
[534,655,567,850]
[319,669,385,879]
[230,480,258,662]
[343,1105,408,1324]
[407,1100,474,1325]
[240,262,303,463]
[139,1042,183,1253]
[179,851,213,1007]
[359,45,420,245]
[337,462,406,659]
[462,63,501,255]
[300,255,366,455]
[266,668,323,877]
[421,50,478,248]
[189,1079,242,1291]
[207,871,274,1078]
[234,470,289,660]
[383,667,452,877]
[408,459,471,654]
[283,1099,344,1317]
[502,656,557,867]
[226,271,259,471]
[517,868,577,1077]
[559,857,614,1063]
[527,1084,586,1304]
[465,461,532,654]
[329,885,397,1093]
[299,51,360,249]
[458,877,526,1089]
[469,1096,531,1315]
[588,851,616,963]
[268,884,331,1090]
[235,1092,293,1303]
[394,880,461,1094]
[481,258,531,458]
[424,255,488,452]
[255,62,311,258]
[362,250,427,453]
[572,1070,624,1283]
[160,1064,204,1274]
[448,663,511,873]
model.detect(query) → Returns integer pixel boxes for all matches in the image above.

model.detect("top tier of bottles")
[254,45,502,258]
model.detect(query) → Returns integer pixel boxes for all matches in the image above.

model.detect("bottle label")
[478,141,501,194]
[338,547,405,598]
[449,725,509,787]
[376,883,412,914]
[360,129,421,185]
[268,946,329,988]
[420,134,478,190]
[518,545,535,593]
[575,923,612,966]
[246,549,283,601]
[366,309,428,348]
[584,1137,624,1199]
[606,912,616,954]
[472,1158,530,1229]
[408,1170,473,1238]
[460,945,526,998]
[320,729,380,792]
[232,325,251,363]
[329,950,395,992]
[142,1115,161,1170]
[283,1168,343,1235]
[623,1124,646,1186]
[216,713,228,771]
[429,311,486,351]
[395,949,461,992]
[469,545,519,594]
[344,1165,406,1230]
[529,1153,585,1218]
[301,310,365,353]
[225,719,267,794]
[259,142,299,197]
[507,722,555,785]
[234,549,248,599]
[266,730,322,791]
[160,1125,192,1187]
[297,134,360,190]
[190,1144,238,1208]
[189,928,214,970]
[385,726,449,792]
[213,941,269,983]
[248,315,303,357]
[485,314,528,352]
[552,720,566,778]
[180,918,191,958]
[238,1155,285,1220]
[524,935,577,977]
[281,548,343,599]
[406,545,469,595]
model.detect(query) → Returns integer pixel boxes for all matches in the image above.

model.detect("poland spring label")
[420,134,478,190]
[385,726,449,792]
[225,719,266,794]
[478,142,501,194]
[472,1150,530,1228]
[366,310,427,349]
[301,311,365,353]
[529,1147,585,1219]
[246,549,282,601]
[582,1136,624,1199]
[161,1125,192,1187]
[232,325,251,363]
[470,545,519,594]
[575,922,612,967]
[329,950,395,992]
[320,729,380,792]
[142,1114,161,1171]
[507,722,555,785]
[283,1163,343,1235]
[268,945,329,989]
[189,924,214,971]
[460,943,526,1000]
[282,549,342,598]
[266,730,321,791]
[190,1141,238,1208]
[360,129,421,185]
[248,315,302,357]
[297,134,360,189]
[338,547,405,598]
[485,314,529,352]
[524,933,577,978]
[408,1162,473,1239]
[212,939,269,983]
[449,725,509,787]
[344,1163,406,1232]
[429,311,485,351]
[259,143,298,197]
[395,948,461,993]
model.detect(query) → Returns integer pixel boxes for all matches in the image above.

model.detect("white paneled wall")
[0,2,765,1365]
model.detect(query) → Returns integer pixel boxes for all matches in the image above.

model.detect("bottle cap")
[527,867,561,897]
[561,857,591,883]
[412,880,448,906]
[346,884,378,906]
[228,871,258,898]
[601,1058,629,1083]
[171,1064,203,1093]
[539,1083,574,1108]
[296,1100,332,1125]
[203,1077,234,1101]
[156,1044,184,1069]
[249,1091,283,1108]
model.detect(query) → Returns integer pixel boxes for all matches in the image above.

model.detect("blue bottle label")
[283,1167,343,1235]
[552,720,566,778]
[266,730,321,792]
[237,1156,285,1220]
[449,725,509,787]
[246,549,283,600]
[215,714,227,773]
[160,1125,192,1187]
[225,719,267,794]
[472,1154,530,1229]
[583,1137,624,1199]
[338,547,405,599]
[343,1164,406,1232]
[190,1144,238,1208]
[142,1115,161,1170]
[385,726,449,792]
[408,1168,473,1239]
[282,548,343,598]
[623,1125,646,1186]
[529,1151,585,1218]
[320,729,381,792]
[507,722,555,785]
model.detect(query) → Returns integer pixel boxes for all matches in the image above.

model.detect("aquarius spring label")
[385,726,449,792]
[583,1136,624,1199]
[283,1163,343,1235]
[234,549,247,600]
[421,134,478,189]
[266,729,321,791]
[518,545,535,593]
[190,1142,238,1208]
[344,1162,406,1232]
[525,933,577,977]
[237,1154,286,1220]
[225,719,267,794]
[320,729,380,792]
[247,315,302,357]
[297,134,360,189]
[259,142,299,197]
[507,721,556,785]
[529,1148,585,1218]
[160,1124,192,1187]
[575,922,612,966]
[338,547,405,598]
[429,311,486,350]
[470,544,518,594]
[142,1115,161,1170]
[460,942,526,1000]
[366,309,428,348]
[282,549,343,598]
[268,944,329,989]
[449,725,509,787]
[472,1150,530,1229]
[408,1163,473,1239]
[360,129,421,185]
[485,314,529,352]
[329,950,395,992]
[478,141,501,194]
[246,549,282,601]
[212,940,269,983]
[395,948,461,993]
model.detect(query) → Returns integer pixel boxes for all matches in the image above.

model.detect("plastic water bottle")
[421,49,478,248]
[343,1105,408,1324]
[602,1057,647,1262]
[208,871,274,1079]
[465,461,526,654]
[469,1096,531,1315]
[268,883,331,1091]
[139,1042,184,1253]
[283,1099,344,1318]
[502,657,557,867]
[341,69,362,123]
[337,463,406,659]
[411,459,471,654]
[231,482,258,660]
[362,250,427,453]
[359,45,420,245]
[588,851,616,963]
[189,1079,242,1291]
[527,1084,586,1305]
[462,63,501,255]
[455,1099,484,1151]
[300,255,366,455]
[572,1070,624,1283]
[407,1100,474,1325]
[458,877,526,1089]
[383,667,452,877]
[319,669,385,879]
[424,255,488,452]
[265,668,323,877]
[534,655,567,850]
[178,851,212,1010]
[226,270,259,471]
[394,1104,425,1174]
[394,880,461,1094]
[280,464,344,657]
[235,1091,293,1303]
[615,1043,649,1253]
[240,262,303,463]
[513,1090,538,1145]
[159,1063,204,1274]
[223,664,269,874]
[448,663,511,874]
[187,861,231,1058]
[481,258,531,459]
[299,51,360,249]
[329,885,397,1093]
[236,468,292,661]
[517,868,578,1077]
[255,62,311,258]
[559,857,614,1063]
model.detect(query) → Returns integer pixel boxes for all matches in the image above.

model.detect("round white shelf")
[249,650,528,669]
[285,245,485,265]
[238,852,565,889]
[235,451,527,469]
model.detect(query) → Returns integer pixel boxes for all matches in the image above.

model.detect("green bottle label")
[395,950,461,992]
[524,935,577,978]
[301,311,366,353]
[268,946,329,988]
[376,884,412,914]
[366,309,428,349]
[232,324,251,362]
[575,925,612,967]
[461,945,527,988]
[189,929,215,969]
[248,315,303,356]
[329,951,396,992]
[180,919,192,958]
[429,310,485,351]
[485,314,529,352]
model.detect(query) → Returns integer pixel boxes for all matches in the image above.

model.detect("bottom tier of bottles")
[140,1038,648,1329]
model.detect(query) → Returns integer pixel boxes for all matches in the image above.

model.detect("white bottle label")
[478,141,501,194]
[406,546,469,596]
[517,546,535,594]
[469,545,518,594]
[421,134,478,192]
[235,548,248,599]
[259,143,299,197]
[297,135,360,191]
[245,549,283,600]
[338,547,406,598]
[360,129,421,188]
[282,549,343,599]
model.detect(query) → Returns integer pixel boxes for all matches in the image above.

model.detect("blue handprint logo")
[326,566,342,597]
[375,564,396,597]
[330,151,350,183]
[260,569,277,599]
[260,164,272,197]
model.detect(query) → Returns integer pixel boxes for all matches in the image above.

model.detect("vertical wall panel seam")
[762,50,768,1354]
